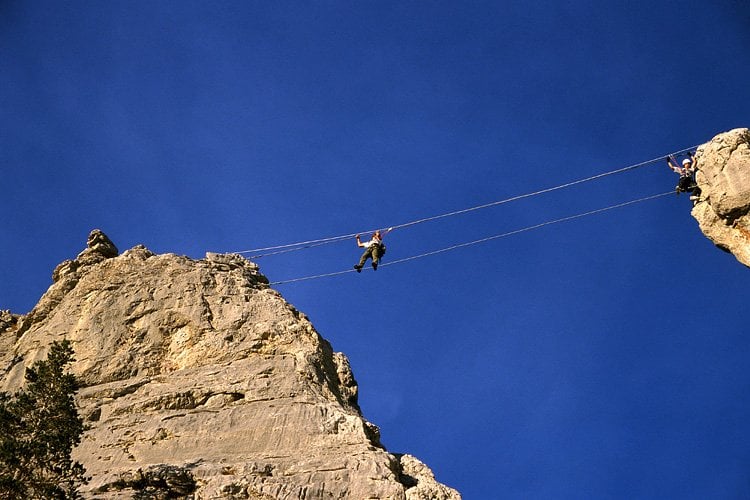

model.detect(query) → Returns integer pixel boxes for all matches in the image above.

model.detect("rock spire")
[0,230,460,499]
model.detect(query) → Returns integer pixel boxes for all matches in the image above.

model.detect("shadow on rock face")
[692,128,750,268]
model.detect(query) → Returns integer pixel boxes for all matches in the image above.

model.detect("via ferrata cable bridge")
[228,145,698,285]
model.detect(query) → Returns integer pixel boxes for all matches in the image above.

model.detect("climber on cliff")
[666,152,701,201]
[353,228,392,272]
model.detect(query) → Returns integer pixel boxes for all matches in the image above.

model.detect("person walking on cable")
[353,228,391,272]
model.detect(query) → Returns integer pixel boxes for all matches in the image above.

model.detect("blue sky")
[2,1,749,498]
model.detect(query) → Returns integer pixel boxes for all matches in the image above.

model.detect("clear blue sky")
[2,1,749,498]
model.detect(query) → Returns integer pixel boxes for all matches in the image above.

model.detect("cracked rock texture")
[0,230,460,499]
[692,128,750,267]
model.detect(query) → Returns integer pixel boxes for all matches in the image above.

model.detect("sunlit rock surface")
[0,230,460,499]
[692,128,750,268]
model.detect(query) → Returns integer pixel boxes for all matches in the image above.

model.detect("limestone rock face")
[1,230,460,499]
[692,128,750,267]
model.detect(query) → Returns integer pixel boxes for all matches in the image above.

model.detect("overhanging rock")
[691,128,750,268]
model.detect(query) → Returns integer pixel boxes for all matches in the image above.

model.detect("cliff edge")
[0,230,460,499]
[691,128,750,267]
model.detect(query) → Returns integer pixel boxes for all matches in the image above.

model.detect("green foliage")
[0,340,88,499]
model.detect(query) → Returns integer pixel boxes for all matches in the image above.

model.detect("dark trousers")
[357,245,382,268]
[677,175,698,194]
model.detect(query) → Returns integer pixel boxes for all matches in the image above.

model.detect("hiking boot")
[354,265,362,273]
[372,263,378,271]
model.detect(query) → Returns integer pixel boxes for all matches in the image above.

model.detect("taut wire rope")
[234,145,697,258]
[268,191,674,285]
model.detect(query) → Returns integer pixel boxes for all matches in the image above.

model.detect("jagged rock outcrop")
[1,230,460,499]
[692,128,750,267]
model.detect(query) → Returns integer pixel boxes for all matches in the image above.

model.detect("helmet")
[682,159,691,166]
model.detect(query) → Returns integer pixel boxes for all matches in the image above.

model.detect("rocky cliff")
[691,128,750,267]
[0,231,460,499]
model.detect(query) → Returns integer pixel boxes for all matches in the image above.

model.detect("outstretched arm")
[666,155,681,173]
[355,235,365,248]
[688,151,698,171]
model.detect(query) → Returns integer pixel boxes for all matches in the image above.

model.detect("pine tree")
[0,339,88,499]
